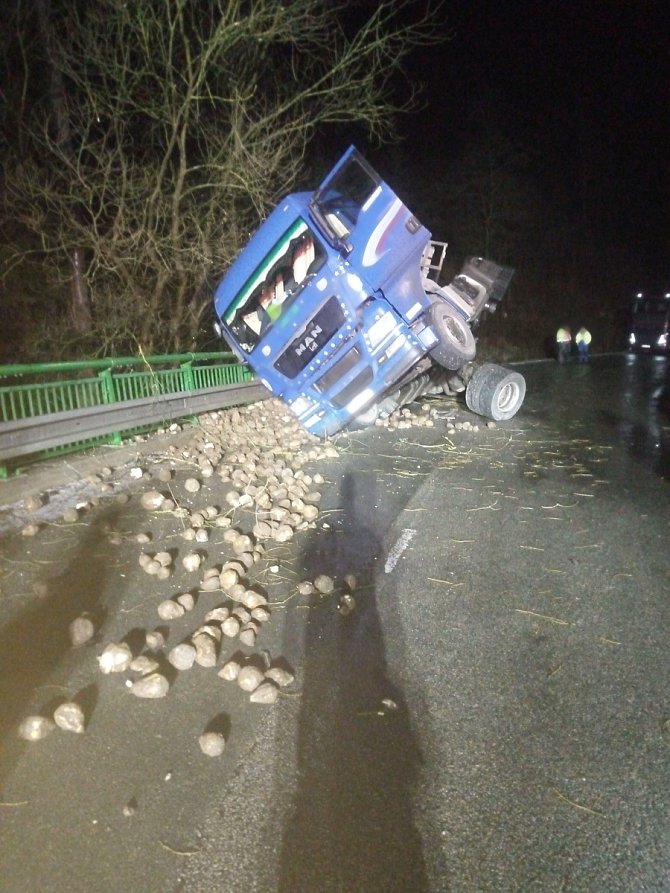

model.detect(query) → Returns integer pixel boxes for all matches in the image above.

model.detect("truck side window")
[312,156,379,242]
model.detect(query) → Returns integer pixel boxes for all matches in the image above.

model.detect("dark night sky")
[393,0,670,285]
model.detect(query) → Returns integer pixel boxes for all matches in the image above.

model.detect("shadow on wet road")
[278,473,430,893]
[0,507,119,782]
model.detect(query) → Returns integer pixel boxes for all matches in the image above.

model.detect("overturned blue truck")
[213,147,525,436]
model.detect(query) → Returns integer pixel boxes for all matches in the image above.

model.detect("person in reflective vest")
[556,326,572,364]
[575,326,592,363]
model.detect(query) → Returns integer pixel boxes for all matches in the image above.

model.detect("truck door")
[309,147,431,316]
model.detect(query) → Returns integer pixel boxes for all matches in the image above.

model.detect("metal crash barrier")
[0,353,258,476]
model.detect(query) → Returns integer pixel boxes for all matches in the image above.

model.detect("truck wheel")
[465,363,526,421]
[427,302,476,370]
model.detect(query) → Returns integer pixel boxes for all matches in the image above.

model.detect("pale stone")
[98,642,132,673]
[250,681,279,704]
[140,490,165,510]
[219,568,239,591]
[266,666,295,687]
[69,616,95,647]
[157,600,185,621]
[199,732,226,757]
[168,643,196,670]
[218,659,241,681]
[54,701,85,733]
[130,655,160,674]
[239,625,257,647]
[23,494,43,513]
[193,633,217,668]
[238,589,267,610]
[18,715,55,740]
[205,606,230,623]
[314,574,334,594]
[176,593,195,611]
[237,665,264,692]
[145,630,165,650]
[131,673,169,698]
[221,616,240,638]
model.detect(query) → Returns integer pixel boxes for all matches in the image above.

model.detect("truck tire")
[379,373,432,416]
[465,363,526,421]
[427,301,476,370]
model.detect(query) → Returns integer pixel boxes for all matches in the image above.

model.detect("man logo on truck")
[295,325,323,357]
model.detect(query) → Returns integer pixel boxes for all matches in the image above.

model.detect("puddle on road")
[0,506,123,780]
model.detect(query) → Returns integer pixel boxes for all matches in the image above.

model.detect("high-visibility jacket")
[266,301,282,321]
[556,327,571,343]
[575,328,592,345]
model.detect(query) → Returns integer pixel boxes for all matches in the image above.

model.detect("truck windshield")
[225,219,325,353]
[634,299,669,317]
[311,155,379,242]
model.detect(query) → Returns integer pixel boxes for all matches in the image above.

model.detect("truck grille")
[331,367,374,409]
[314,346,362,393]
[274,297,346,379]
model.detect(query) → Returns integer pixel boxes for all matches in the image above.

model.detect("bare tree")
[33,0,91,334]
[3,0,441,356]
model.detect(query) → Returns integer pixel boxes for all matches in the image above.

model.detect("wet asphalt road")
[0,353,669,893]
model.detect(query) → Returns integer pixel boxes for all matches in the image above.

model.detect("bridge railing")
[0,352,254,476]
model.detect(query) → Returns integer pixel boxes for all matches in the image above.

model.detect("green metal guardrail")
[0,352,254,477]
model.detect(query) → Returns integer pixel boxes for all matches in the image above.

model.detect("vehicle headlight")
[657,333,667,348]
[367,312,397,349]
[628,332,636,345]
[289,396,315,417]
[346,387,375,415]
[379,334,407,363]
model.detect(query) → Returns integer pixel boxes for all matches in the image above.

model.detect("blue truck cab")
[213,147,525,435]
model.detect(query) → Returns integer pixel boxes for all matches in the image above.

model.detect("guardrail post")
[99,368,123,445]
[180,361,199,424]
[180,361,196,391]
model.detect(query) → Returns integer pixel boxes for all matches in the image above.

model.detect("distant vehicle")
[213,147,525,436]
[629,292,670,353]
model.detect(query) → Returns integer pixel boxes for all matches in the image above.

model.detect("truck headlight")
[367,312,397,349]
[289,396,315,417]
[346,387,375,415]
[657,333,667,348]
[379,334,407,363]
[628,332,636,345]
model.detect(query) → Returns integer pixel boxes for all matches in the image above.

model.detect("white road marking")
[384,528,417,573]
